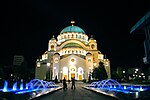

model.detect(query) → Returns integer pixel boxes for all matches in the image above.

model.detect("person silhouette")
[71,77,76,89]
[63,77,67,90]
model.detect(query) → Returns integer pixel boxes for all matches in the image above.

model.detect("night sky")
[0,1,150,70]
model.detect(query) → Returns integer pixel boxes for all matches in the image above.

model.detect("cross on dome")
[71,21,75,26]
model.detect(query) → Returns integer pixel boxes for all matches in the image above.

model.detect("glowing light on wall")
[42,53,48,60]
[47,63,50,66]
[37,62,40,67]
[93,62,96,67]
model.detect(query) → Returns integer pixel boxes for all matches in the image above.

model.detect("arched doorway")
[51,45,54,50]
[70,66,76,80]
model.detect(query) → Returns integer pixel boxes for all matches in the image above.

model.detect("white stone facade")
[35,22,111,81]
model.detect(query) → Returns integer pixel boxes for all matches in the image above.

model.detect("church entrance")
[78,67,83,80]
[71,73,75,78]
[63,74,68,80]
[70,66,76,80]
[78,75,82,80]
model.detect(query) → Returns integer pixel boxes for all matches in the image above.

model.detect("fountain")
[2,80,8,92]
[84,79,150,100]
[12,82,17,91]
[0,79,62,100]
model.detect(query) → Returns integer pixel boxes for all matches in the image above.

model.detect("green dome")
[63,43,83,48]
[60,26,85,34]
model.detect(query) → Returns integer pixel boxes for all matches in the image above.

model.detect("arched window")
[76,50,78,54]
[51,45,54,50]
[71,68,75,71]
[91,44,95,49]
[63,67,68,74]
[76,34,77,38]
[78,67,83,74]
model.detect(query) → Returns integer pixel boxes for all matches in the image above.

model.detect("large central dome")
[60,25,85,34]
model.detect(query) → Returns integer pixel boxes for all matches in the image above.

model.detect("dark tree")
[92,62,108,80]
[92,67,100,80]
[116,66,123,81]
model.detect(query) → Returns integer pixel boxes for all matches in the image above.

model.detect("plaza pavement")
[33,82,119,100]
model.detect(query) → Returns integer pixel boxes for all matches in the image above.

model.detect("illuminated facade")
[35,21,111,81]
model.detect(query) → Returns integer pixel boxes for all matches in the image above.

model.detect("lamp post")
[60,71,62,82]
[54,67,56,79]
[88,66,92,83]
[46,63,50,81]
[48,55,53,81]
[88,71,92,83]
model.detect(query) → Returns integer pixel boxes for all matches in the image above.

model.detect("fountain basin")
[0,91,30,100]
[0,79,62,100]
[84,79,150,100]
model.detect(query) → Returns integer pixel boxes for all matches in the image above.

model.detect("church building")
[35,21,111,81]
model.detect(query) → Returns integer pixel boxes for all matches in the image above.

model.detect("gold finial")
[52,35,54,38]
[71,21,75,26]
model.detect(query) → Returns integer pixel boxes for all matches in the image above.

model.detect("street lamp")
[135,69,139,71]
[123,71,125,73]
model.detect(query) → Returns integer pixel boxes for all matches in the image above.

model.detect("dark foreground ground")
[33,82,118,100]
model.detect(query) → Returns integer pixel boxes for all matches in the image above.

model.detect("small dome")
[60,25,85,34]
[51,35,56,40]
[98,51,102,54]
[89,35,95,40]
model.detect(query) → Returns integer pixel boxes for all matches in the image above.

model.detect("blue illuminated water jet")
[2,80,8,92]
[0,79,61,100]
[26,83,28,89]
[0,79,59,95]
[20,83,23,90]
[88,79,149,93]
[12,82,17,91]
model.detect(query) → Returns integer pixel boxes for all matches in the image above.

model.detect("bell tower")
[89,35,97,50]
[48,35,57,51]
